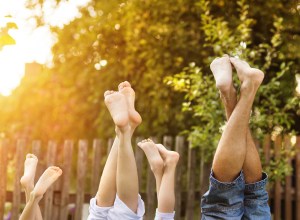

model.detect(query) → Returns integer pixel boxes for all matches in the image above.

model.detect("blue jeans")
[201,170,271,220]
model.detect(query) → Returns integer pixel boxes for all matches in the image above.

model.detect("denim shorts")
[201,170,271,220]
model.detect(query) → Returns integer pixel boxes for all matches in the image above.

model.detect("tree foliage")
[0,16,18,51]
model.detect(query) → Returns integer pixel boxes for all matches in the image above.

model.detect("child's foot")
[156,144,179,168]
[210,54,236,102]
[104,90,129,131]
[230,57,264,94]
[138,139,164,175]
[32,166,62,198]
[20,154,38,192]
[118,81,142,129]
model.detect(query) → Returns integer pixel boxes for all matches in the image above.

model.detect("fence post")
[59,140,74,220]
[284,135,292,220]
[11,139,26,220]
[296,136,300,220]
[185,140,196,220]
[174,136,185,220]
[163,136,173,150]
[74,140,88,220]
[0,139,9,220]
[91,139,103,197]
[135,137,144,193]
[274,135,282,220]
[107,138,114,156]
[44,141,57,220]
[199,152,211,220]
[145,136,158,220]
[263,135,271,206]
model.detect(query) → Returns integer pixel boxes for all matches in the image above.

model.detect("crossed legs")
[19,155,62,220]
[210,55,264,183]
[96,81,142,213]
[138,139,179,218]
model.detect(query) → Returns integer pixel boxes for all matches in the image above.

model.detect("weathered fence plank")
[163,136,173,150]
[146,137,158,220]
[0,139,9,220]
[185,140,196,220]
[174,136,185,220]
[59,140,74,220]
[11,139,26,220]
[263,135,271,206]
[135,137,144,193]
[296,136,300,220]
[284,135,292,220]
[44,141,57,220]
[274,135,282,220]
[91,139,103,198]
[107,138,114,156]
[199,152,211,220]
[74,140,88,220]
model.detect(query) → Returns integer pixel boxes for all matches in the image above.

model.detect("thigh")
[242,172,271,220]
[108,194,145,220]
[201,169,245,220]
[88,198,113,220]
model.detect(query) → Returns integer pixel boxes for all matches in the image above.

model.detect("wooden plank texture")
[59,140,74,220]
[284,135,292,220]
[43,141,57,220]
[263,135,271,206]
[0,139,9,220]
[174,136,185,220]
[74,140,88,220]
[135,137,144,193]
[11,139,26,220]
[274,135,282,220]
[91,139,102,197]
[296,136,300,220]
[163,136,173,150]
[185,140,196,220]
[199,152,211,220]
[145,137,158,220]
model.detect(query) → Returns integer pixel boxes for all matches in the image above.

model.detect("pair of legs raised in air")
[138,139,179,219]
[201,55,271,219]
[19,154,62,220]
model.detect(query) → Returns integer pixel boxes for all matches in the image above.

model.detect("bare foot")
[118,81,142,129]
[156,144,179,168]
[20,154,38,192]
[230,57,264,93]
[210,55,236,102]
[32,166,62,198]
[104,90,129,131]
[138,139,163,175]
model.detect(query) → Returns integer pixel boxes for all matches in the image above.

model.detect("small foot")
[20,154,38,192]
[156,144,179,168]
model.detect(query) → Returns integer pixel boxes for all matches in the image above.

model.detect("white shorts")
[87,194,145,220]
[154,209,175,220]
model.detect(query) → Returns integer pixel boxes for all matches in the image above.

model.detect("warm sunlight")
[0,0,90,96]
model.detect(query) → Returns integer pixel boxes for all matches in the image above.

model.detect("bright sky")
[0,0,90,96]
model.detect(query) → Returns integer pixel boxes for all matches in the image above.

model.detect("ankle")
[30,191,43,202]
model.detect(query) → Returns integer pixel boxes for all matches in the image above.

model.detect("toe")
[123,81,131,87]
[118,82,124,90]
[223,54,229,58]
[104,90,111,97]
[242,61,250,67]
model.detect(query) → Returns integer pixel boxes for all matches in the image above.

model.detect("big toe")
[118,81,132,91]
[26,154,38,160]
[230,57,245,70]
[104,90,114,97]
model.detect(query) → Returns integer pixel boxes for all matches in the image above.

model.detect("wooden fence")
[0,135,300,220]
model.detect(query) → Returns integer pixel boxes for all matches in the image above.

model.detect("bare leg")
[20,154,43,220]
[211,55,264,182]
[20,167,62,220]
[96,82,142,207]
[138,139,164,199]
[156,144,179,214]
[213,55,262,184]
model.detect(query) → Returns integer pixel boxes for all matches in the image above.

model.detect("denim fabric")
[242,172,271,220]
[201,170,271,220]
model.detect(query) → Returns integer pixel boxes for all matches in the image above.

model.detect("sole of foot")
[230,57,264,91]
[104,90,129,130]
[33,166,62,198]
[20,154,38,190]
[118,81,142,128]
[138,139,163,175]
[156,144,179,167]
[210,55,235,96]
